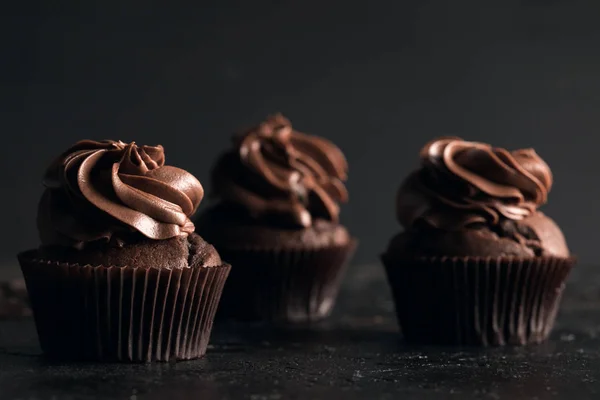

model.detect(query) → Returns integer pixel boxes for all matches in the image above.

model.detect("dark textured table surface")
[0,261,599,400]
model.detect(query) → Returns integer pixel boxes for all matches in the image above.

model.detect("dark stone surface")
[0,262,599,399]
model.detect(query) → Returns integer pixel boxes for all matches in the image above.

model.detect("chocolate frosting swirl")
[38,140,204,248]
[397,137,553,229]
[212,114,348,228]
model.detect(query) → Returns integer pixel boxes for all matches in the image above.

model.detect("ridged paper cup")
[216,239,357,323]
[381,254,576,346]
[18,249,230,362]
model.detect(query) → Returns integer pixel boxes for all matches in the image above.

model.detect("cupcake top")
[397,137,552,230]
[211,114,349,229]
[38,140,205,250]
[391,137,568,257]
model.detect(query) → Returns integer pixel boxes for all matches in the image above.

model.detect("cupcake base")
[382,254,576,346]
[18,250,230,362]
[216,240,357,324]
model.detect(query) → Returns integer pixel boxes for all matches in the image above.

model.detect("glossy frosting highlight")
[38,140,204,248]
[397,137,553,230]
[212,114,348,228]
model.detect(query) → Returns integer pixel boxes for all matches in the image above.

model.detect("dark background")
[2,1,600,269]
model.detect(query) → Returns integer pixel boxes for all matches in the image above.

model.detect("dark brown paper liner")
[216,239,357,323]
[382,254,576,346]
[18,250,230,362]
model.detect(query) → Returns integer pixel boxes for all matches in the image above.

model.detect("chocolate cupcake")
[18,140,230,362]
[196,114,357,323]
[382,137,575,346]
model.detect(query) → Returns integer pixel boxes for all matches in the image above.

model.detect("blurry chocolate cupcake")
[382,137,575,346]
[196,114,357,323]
[18,140,230,362]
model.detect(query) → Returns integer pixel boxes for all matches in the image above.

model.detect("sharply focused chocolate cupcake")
[18,140,230,362]
[382,137,575,346]
[196,114,357,323]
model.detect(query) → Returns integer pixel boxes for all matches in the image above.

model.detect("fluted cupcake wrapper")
[216,240,357,324]
[381,254,576,346]
[18,250,230,362]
